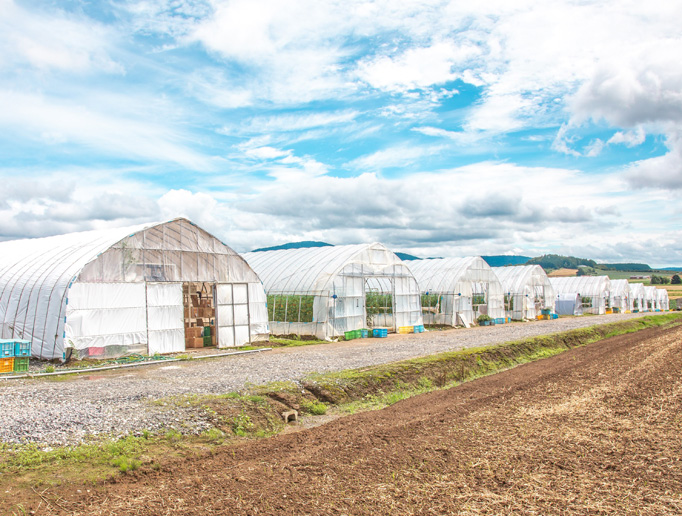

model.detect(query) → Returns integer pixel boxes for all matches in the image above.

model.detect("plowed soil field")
[30,324,682,515]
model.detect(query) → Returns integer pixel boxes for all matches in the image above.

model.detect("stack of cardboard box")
[183,283,217,349]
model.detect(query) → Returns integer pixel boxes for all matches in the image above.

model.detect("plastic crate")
[413,324,425,333]
[203,335,212,347]
[494,318,505,325]
[14,340,31,357]
[372,328,388,338]
[398,326,414,334]
[344,330,355,341]
[0,340,14,358]
[13,357,29,373]
[203,326,212,337]
[360,329,369,338]
[0,357,14,374]
[541,308,551,315]
[551,313,558,319]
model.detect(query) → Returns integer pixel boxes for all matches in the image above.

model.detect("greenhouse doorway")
[183,282,216,350]
[364,277,395,330]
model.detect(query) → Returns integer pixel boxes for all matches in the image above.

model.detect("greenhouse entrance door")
[182,282,216,350]
[364,277,395,330]
[216,283,251,348]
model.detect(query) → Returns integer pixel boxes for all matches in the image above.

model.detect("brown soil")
[21,325,682,515]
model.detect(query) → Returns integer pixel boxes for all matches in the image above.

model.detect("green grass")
[268,337,327,347]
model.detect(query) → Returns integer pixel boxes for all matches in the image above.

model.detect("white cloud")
[347,144,445,171]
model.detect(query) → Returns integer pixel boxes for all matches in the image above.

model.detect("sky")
[1,0,682,265]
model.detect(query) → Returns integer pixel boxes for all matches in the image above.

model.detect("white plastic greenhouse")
[0,218,269,360]
[243,243,423,339]
[407,257,505,327]
[629,282,646,312]
[655,288,669,311]
[492,265,555,320]
[549,276,611,315]
[644,286,657,311]
[609,279,632,313]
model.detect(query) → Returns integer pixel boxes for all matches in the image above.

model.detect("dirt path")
[32,324,682,515]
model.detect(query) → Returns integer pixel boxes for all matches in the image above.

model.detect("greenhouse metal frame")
[492,265,555,320]
[0,218,269,360]
[407,257,505,327]
[609,279,632,313]
[243,243,423,339]
[549,276,611,315]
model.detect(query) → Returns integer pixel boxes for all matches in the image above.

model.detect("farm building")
[629,282,646,312]
[243,243,423,339]
[609,279,632,313]
[0,219,269,360]
[644,286,658,311]
[549,276,611,315]
[555,293,583,316]
[655,288,669,311]
[407,257,505,327]
[492,265,555,320]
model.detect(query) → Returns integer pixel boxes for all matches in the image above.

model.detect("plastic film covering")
[146,283,184,354]
[244,243,422,339]
[644,286,658,311]
[407,257,505,327]
[629,282,646,312]
[0,218,268,359]
[656,288,669,311]
[492,265,555,320]
[549,276,611,315]
[609,280,632,312]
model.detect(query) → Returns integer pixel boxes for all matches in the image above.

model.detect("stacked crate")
[372,328,388,338]
[0,339,31,373]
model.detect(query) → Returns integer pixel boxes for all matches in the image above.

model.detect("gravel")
[0,312,659,446]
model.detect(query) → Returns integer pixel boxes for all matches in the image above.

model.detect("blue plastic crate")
[494,318,505,325]
[0,340,14,358]
[372,328,388,338]
[13,340,31,357]
[360,329,369,338]
[414,324,425,333]
[551,313,558,319]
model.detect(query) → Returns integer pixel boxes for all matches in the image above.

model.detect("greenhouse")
[243,243,423,339]
[549,276,611,315]
[609,279,632,313]
[644,286,658,311]
[407,257,505,327]
[629,282,646,312]
[0,218,269,360]
[555,293,583,315]
[655,288,670,311]
[492,265,555,320]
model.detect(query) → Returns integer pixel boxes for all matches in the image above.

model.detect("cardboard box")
[185,337,204,349]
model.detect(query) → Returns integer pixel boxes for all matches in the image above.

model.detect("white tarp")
[555,293,583,315]
[549,276,611,315]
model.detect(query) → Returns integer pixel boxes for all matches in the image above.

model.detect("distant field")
[547,268,577,277]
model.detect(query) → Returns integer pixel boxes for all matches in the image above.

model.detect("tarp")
[549,276,611,315]
[555,293,583,315]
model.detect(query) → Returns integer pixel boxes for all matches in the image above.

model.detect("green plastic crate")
[203,335,212,347]
[13,357,29,373]
[203,326,211,337]
[344,330,354,340]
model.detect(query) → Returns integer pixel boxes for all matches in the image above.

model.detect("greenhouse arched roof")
[492,265,551,294]
[407,257,498,293]
[549,275,611,297]
[243,243,405,295]
[609,279,631,297]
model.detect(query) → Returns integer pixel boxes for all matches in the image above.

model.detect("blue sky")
[1,0,682,265]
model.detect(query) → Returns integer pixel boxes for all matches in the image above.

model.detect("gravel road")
[0,312,658,446]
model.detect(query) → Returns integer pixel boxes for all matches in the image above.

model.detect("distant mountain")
[251,241,333,252]
[527,254,597,270]
[395,252,421,261]
[659,266,682,272]
[482,255,531,267]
